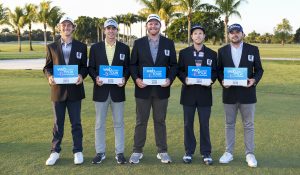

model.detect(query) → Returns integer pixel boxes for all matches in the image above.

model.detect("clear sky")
[1,0,299,37]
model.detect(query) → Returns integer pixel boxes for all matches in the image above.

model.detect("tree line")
[0,0,299,52]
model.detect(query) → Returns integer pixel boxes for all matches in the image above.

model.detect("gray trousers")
[133,97,168,153]
[94,94,125,154]
[224,103,255,155]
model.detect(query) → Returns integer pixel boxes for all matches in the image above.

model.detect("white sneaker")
[74,152,84,165]
[246,154,257,167]
[219,152,233,163]
[157,153,172,163]
[45,152,60,166]
[129,153,143,164]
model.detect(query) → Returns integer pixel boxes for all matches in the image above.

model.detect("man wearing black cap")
[43,16,88,165]
[177,24,217,165]
[217,23,264,167]
[88,19,130,164]
[129,14,177,164]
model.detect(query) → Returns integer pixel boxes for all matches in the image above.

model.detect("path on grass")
[0,58,299,70]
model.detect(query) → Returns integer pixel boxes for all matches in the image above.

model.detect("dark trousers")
[51,100,83,153]
[183,105,212,155]
[133,97,168,153]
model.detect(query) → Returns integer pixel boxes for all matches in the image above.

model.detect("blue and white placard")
[53,65,78,84]
[143,67,166,85]
[187,66,211,85]
[99,65,123,84]
[224,67,247,86]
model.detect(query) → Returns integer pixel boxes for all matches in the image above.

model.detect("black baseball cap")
[191,24,205,34]
[228,23,243,33]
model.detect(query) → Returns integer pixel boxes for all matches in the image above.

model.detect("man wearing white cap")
[44,16,88,165]
[129,14,177,164]
[88,19,130,164]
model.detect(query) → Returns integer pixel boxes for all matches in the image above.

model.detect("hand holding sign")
[76,74,83,85]
[161,78,170,87]
[48,75,56,85]
[136,78,147,88]
[96,76,104,86]
[117,77,126,87]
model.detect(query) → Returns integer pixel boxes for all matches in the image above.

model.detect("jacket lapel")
[155,35,163,65]
[226,45,235,67]
[112,41,119,65]
[101,42,109,65]
[56,40,66,65]
[68,40,76,65]
[238,43,247,67]
[143,36,155,65]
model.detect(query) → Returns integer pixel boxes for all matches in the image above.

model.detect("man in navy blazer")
[217,24,264,167]
[129,14,177,164]
[88,19,130,164]
[177,25,217,165]
[43,16,88,166]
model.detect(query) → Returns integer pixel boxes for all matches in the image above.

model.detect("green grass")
[1,41,300,60]
[0,61,300,175]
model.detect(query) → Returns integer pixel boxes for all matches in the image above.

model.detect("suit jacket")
[178,45,217,106]
[88,41,130,102]
[217,42,264,104]
[43,39,88,102]
[130,35,177,99]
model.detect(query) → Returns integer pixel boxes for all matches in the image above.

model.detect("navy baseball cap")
[191,24,205,34]
[228,23,243,33]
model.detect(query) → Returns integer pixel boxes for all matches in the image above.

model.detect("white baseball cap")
[59,16,75,26]
[104,19,118,28]
[146,14,161,24]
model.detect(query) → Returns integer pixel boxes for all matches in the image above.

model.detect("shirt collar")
[148,35,160,42]
[105,39,116,47]
[231,42,243,49]
[61,38,72,45]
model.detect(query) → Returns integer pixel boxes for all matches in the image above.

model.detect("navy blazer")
[178,45,217,106]
[130,35,177,99]
[217,42,264,104]
[88,41,130,102]
[43,39,88,102]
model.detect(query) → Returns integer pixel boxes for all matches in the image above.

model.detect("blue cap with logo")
[228,23,243,33]
[190,24,205,34]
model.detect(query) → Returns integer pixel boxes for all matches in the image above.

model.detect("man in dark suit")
[177,25,217,165]
[129,14,177,164]
[217,24,264,168]
[88,19,130,164]
[43,16,88,165]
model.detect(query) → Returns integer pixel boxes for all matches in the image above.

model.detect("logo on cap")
[104,19,118,28]
[228,23,243,33]
[146,14,161,24]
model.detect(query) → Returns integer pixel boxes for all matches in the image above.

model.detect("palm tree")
[48,7,64,42]
[0,3,9,25]
[24,3,37,51]
[137,0,176,36]
[8,7,25,52]
[160,0,177,37]
[38,1,59,48]
[175,0,203,45]
[98,17,107,42]
[137,12,147,37]
[215,0,246,43]
[114,15,124,40]
[124,13,138,46]
[120,14,128,42]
